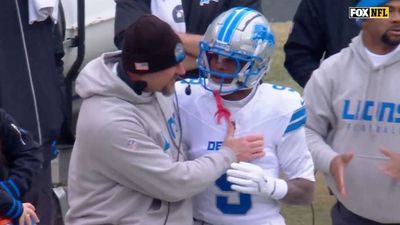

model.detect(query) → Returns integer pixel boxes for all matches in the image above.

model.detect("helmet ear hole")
[197,7,275,94]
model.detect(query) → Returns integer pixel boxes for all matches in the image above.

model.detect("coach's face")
[363,0,400,53]
[144,63,186,96]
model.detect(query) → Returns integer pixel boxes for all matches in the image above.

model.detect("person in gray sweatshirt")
[303,0,400,224]
[65,15,265,225]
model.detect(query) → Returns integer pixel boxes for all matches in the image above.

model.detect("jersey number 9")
[215,174,252,214]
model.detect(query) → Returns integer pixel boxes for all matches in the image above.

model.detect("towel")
[28,0,60,24]
[151,0,186,33]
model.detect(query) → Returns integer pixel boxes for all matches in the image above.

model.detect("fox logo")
[349,7,389,18]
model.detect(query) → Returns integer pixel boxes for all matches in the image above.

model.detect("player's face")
[207,52,245,84]
[363,1,400,50]
[145,63,185,96]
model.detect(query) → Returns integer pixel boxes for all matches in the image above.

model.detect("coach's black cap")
[122,14,185,74]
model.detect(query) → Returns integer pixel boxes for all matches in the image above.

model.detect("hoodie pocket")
[145,199,170,224]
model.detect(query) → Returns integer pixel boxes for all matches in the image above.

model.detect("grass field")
[266,22,336,225]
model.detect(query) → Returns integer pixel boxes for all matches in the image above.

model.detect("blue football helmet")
[198,7,275,94]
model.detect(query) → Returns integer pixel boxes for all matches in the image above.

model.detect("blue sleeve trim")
[0,182,13,198]
[5,198,17,218]
[289,106,306,122]
[8,179,21,198]
[10,200,22,219]
[284,115,306,134]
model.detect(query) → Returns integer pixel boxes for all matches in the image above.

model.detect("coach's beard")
[161,81,176,96]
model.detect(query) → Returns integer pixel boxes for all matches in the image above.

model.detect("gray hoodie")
[304,33,400,223]
[65,51,236,225]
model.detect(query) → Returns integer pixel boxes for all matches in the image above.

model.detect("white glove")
[226,162,288,200]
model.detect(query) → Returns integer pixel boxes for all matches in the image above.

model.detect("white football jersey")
[175,81,315,225]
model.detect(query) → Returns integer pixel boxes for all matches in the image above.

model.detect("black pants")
[331,201,400,225]
[23,161,54,225]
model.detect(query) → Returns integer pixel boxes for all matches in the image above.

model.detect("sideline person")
[65,15,265,225]
[304,0,400,223]
[176,7,315,225]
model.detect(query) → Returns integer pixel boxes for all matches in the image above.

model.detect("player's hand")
[18,203,39,225]
[223,122,264,162]
[330,153,353,199]
[379,146,400,180]
[226,162,288,200]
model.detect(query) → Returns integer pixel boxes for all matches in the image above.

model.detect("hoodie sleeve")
[0,109,43,200]
[303,68,338,174]
[94,118,236,202]
[283,0,326,87]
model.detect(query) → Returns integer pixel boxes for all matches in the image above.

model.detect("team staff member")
[0,108,41,225]
[66,15,264,225]
[114,0,261,74]
[304,0,400,224]
[0,1,66,224]
[284,0,360,87]
[177,8,315,225]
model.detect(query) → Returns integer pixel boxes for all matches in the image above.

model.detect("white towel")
[151,0,186,33]
[28,0,60,24]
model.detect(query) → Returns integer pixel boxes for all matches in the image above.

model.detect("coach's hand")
[379,146,400,180]
[330,153,353,199]
[19,203,39,225]
[223,121,264,162]
[227,162,288,200]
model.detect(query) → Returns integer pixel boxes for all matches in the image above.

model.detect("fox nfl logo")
[349,7,389,18]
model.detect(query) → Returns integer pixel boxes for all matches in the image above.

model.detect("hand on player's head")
[223,121,265,162]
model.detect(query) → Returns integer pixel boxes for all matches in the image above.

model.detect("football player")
[176,7,315,225]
